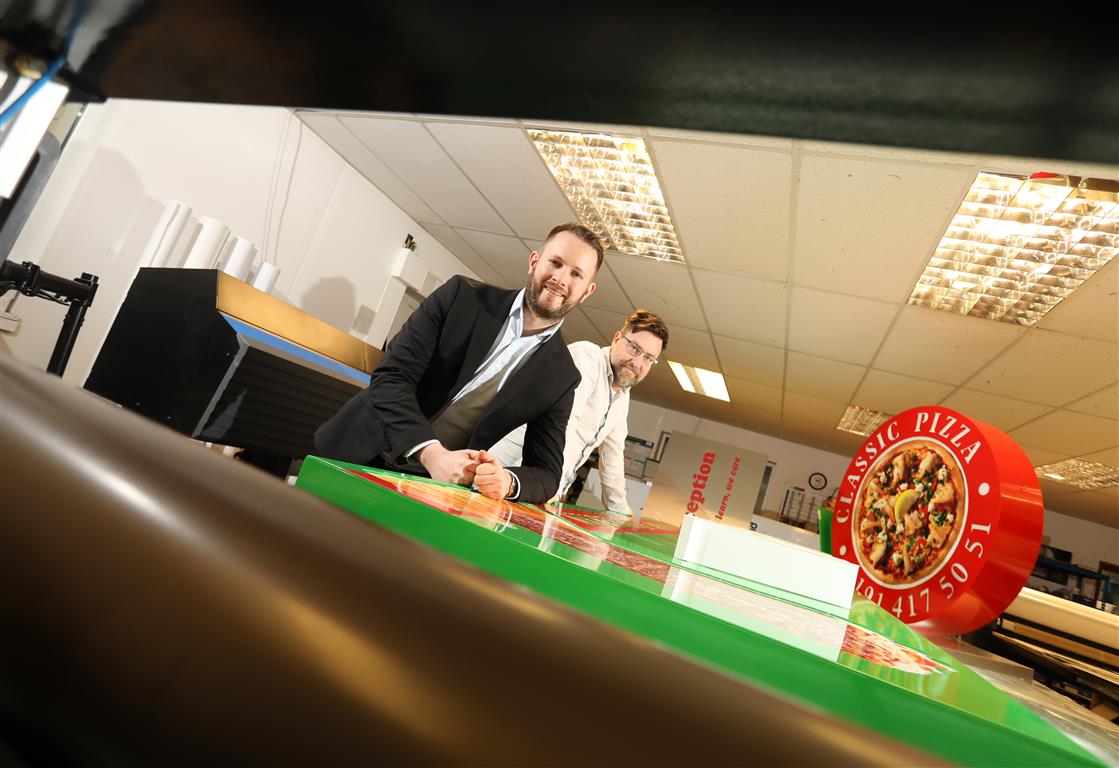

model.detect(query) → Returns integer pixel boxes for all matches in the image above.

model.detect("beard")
[524,270,580,320]
[610,359,642,390]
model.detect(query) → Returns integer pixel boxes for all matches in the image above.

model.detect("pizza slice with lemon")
[854,442,965,585]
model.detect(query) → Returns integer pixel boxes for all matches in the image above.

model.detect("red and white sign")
[831,406,1043,636]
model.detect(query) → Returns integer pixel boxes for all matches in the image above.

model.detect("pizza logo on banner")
[832,406,1044,636]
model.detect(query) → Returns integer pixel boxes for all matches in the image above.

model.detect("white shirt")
[489,341,632,514]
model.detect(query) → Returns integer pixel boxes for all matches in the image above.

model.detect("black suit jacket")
[314,276,580,503]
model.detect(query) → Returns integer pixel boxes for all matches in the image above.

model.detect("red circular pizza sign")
[832,406,1044,636]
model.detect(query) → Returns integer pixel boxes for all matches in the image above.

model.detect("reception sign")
[831,406,1044,636]
[642,432,768,528]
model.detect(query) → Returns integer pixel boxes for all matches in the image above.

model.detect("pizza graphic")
[854,440,966,585]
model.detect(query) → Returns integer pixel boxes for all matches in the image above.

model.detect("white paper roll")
[140,200,193,268]
[182,216,230,270]
[222,237,257,281]
[251,262,280,294]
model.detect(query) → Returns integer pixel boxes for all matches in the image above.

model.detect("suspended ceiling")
[298,110,1118,528]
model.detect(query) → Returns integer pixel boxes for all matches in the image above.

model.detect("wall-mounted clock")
[808,472,828,491]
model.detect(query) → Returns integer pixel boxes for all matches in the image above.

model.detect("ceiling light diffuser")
[1035,458,1119,490]
[528,129,684,263]
[909,173,1119,326]
[836,406,892,436]
[668,361,730,401]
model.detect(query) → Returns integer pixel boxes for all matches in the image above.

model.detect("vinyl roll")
[140,200,193,268]
[251,262,280,294]
[182,217,230,270]
[222,237,257,281]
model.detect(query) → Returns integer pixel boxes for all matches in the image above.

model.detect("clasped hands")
[418,444,512,500]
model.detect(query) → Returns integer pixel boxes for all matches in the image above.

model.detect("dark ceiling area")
[4,2,1117,165]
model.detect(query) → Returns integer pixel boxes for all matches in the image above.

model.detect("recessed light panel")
[836,405,892,436]
[1035,458,1119,490]
[909,173,1119,326]
[668,361,730,401]
[528,129,684,263]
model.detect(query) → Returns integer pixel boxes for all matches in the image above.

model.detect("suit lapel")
[449,288,517,397]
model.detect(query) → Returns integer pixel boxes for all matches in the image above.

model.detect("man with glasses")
[489,309,669,515]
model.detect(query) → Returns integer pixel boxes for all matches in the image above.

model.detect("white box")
[673,515,858,610]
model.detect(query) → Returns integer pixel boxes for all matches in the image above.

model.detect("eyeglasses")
[621,334,659,366]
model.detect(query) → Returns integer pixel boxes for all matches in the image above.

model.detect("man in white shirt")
[489,309,668,514]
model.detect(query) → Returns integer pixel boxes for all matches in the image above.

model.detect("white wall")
[4,99,476,383]
[625,399,852,514]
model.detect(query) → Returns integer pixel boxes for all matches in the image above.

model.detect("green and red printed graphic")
[832,406,1044,636]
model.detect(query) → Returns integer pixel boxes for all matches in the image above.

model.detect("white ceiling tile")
[782,391,848,427]
[966,330,1118,406]
[1065,384,1119,421]
[872,306,1025,385]
[1082,446,1119,467]
[785,352,865,404]
[691,270,787,347]
[798,140,979,168]
[660,325,719,371]
[646,127,794,150]
[851,369,956,415]
[735,408,782,437]
[1036,478,1082,499]
[1035,258,1119,342]
[713,335,785,389]
[456,229,530,285]
[1018,444,1073,466]
[690,398,738,427]
[299,113,441,224]
[607,255,707,330]
[827,430,870,457]
[787,287,897,365]
[412,113,520,126]
[559,308,608,346]
[340,117,509,233]
[726,376,783,415]
[651,139,791,280]
[1009,410,1119,457]
[425,122,575,239]
[582,258,637,315]
[939,389,1053,433]
[581,307,627,341]
[780,422,833,451]
[1046,491,1119,528]
[793,154,974,301]
[419,224,503,285]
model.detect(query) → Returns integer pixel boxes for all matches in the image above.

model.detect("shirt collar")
[512,288,563,342]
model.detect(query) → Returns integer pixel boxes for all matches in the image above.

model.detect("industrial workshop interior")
[1,3,1117,766]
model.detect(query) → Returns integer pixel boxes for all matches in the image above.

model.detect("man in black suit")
[314,222,602,504]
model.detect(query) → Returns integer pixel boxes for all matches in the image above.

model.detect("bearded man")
[489,309,669,515]
[314,222,601,504]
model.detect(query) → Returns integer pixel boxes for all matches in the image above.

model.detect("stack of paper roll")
[222,237,257,281]
[138,200,194,268]
[183,217,231,269]
[251,262,280,294]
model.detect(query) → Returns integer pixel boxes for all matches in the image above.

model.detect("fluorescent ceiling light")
[528,129,684,263]
[836,405,892,437]
[668,361,730,401]
[908,172,1119,326]
[1035,458,1119,490]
